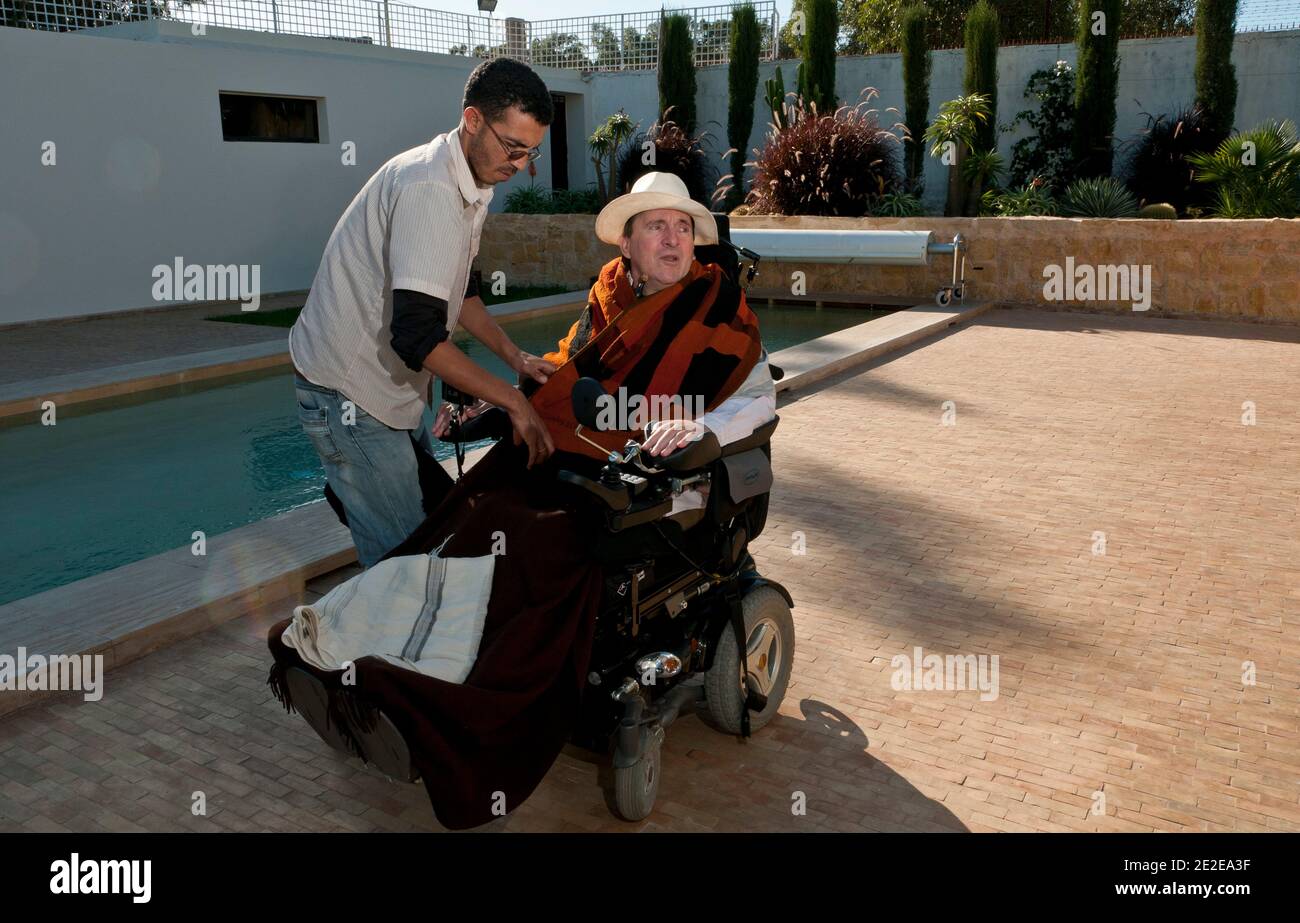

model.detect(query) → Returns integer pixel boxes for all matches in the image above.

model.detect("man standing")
[290,59,556,567]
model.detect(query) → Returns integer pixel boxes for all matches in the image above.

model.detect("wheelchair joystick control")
[600,462,623,490]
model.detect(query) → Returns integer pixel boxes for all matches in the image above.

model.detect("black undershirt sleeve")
[390,288,450,373]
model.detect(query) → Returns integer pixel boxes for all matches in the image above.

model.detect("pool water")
[0,303,890,605]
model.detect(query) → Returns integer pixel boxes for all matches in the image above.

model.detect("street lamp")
[477,1,498,12]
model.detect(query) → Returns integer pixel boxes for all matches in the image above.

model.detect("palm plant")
[924,93,991,216]
[588,110,637,204]
[1188,119,1300,218]
[961,148,1005,215]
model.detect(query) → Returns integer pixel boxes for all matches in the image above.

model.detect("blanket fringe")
[328,682,380,741]
[267,660,293,713]
[321,688,369,758]
[268,657,377,759]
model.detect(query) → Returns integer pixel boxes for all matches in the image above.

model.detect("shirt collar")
[446,125,493,208]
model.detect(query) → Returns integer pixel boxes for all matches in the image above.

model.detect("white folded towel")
[281,547,495,684]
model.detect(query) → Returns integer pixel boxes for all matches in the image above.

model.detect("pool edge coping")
[0,299,994,716]
[0,293,590,421]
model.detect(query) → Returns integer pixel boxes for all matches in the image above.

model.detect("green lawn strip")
[205,284,576,328]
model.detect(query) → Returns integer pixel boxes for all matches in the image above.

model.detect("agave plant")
[870,191,926,217]
[1059,177,1140,218]
[981,182,1057,217]
[1187,119,1300,218]
[923,94,992,216]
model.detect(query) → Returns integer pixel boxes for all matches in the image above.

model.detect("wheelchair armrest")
[657,431,722,473]
[647,415,778,472]
[721,415,780,457]
[556,469,631,511]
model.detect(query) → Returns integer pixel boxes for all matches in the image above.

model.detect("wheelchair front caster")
[612,724,664,822]
[935,288,953,307]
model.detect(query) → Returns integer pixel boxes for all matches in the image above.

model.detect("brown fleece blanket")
[267,440,602,830]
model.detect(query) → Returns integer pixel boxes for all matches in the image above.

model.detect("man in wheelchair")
[267,171,794,827]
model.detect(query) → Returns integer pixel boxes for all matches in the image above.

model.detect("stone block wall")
[479,214,1300,323]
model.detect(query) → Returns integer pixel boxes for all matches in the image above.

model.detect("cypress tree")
[1194,0,1239,142]
[1072,0,1122,178]
[799,0,838,114]
[901,4,932,191]
[727,4,762,209]
[963,0,999,153]
[658,14,698,134]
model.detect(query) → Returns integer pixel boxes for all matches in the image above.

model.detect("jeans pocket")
[341,396,372,422]
[297,400,345,464]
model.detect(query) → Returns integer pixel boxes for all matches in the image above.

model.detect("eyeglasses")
[479,115,542,164]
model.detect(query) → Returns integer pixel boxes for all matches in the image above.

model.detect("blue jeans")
[294,374,432,568]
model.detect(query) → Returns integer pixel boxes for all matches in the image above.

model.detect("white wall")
[0,22,589,323]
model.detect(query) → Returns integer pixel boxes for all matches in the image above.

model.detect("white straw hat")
[594,172,718,246]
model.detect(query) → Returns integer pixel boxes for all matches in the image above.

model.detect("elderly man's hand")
[514,351,557,385]
[641,419,710,457]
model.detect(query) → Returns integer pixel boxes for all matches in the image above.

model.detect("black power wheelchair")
[305,216,794,822]
[549,379,795,821]
[437,219,793,821]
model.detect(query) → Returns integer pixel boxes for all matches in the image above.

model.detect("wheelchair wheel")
[703,586,795,735]
[612,725,664,822]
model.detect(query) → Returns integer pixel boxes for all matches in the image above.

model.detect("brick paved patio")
[2,308,1298,832]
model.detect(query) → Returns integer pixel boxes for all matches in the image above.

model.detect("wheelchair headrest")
[571,377,608,431]
[695,212,741,287]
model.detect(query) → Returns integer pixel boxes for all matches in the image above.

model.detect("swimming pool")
[0,303,892,605]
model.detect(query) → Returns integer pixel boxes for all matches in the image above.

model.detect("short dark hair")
[623,212,694,239]
[463,58,554,126]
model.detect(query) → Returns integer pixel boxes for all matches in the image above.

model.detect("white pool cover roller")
[728,228,935,266]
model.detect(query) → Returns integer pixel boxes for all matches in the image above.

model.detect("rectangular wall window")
[219,93,321,143]
[549,93,569,191]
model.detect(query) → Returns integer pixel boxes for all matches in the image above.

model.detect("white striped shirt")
[289,126,493,430]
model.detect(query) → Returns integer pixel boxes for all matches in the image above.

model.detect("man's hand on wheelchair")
[641,419,711,458]
[431,398,491,439]
[431,395,553,468]
[506,394,555,468]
